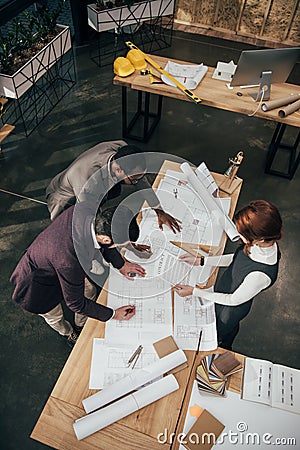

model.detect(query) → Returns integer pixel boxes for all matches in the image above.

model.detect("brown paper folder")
[184,409,225,450]
[154,335,188,374]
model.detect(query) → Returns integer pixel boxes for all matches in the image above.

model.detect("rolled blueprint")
[180,162,240,242]
[74,374,179,440]
[261,94,300,112]
[278,98,300,118]
[82,349,186,413]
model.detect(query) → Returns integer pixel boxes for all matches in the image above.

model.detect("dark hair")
[234,200,282,254]
[94,208,114,238]
[113,145,146,174]
[94,205,139,243]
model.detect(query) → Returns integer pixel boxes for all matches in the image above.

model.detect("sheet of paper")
[242,358,273,406]
[272,364,300,414]
[242,358,300,414]
[89,339,158,389]
[161,61,208,90]
[75,375,179,441]
[174,294,218,351]
[195,162,219,197]
[137,170,231,247]
[126,244,201,286]
[83,350,186,413]
[105,267,173,346]
[181,382,299,449]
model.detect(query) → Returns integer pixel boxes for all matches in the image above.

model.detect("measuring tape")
[125,41,202,104]
[140,68,163,84]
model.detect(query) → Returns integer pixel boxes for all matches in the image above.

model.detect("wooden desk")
[114,57,300,128]
[114,54,300,178]
[31,162,243,450]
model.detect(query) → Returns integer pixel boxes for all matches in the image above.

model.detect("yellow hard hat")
[113,57,135,77]
[126,49,147,70]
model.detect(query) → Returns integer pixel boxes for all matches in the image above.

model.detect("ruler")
[125,41,202,104]
[170,241,218,257]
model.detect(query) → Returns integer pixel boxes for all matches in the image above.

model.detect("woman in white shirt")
[173,200,282,350]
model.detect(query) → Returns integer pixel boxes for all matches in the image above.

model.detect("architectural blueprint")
[174,293,218,351]
[125,236,202,286]
[89,339,158,389]
[124,165,228,286]
[105,163,224,351]
[137,169,231,247]
[105,268,173,345]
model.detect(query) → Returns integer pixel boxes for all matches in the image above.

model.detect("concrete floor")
[0,30,299,450]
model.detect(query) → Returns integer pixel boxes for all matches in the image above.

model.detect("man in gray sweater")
[46,140,180,233]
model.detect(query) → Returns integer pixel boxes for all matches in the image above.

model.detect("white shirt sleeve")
[193,271,272,306]
[205,254,234,267]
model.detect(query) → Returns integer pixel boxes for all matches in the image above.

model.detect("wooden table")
[113,54,300,179]
[31,162,243,450]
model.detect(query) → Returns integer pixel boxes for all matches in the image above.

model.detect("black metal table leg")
[265,123,300,180]
[121,87,163,142]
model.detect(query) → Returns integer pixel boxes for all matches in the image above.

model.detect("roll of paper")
[82,349,187,413]
[74,374,179,440]
[278,98,300,118]
[180,162,240,242]
[261,94,300,112]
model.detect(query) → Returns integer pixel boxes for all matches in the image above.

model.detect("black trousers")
[215,299,253,350]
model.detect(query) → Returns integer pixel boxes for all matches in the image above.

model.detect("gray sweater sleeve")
[135,176,160,209]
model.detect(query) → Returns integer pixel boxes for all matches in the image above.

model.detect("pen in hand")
[125,305,135,316]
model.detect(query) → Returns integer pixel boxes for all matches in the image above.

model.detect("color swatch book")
[210,351,243,378]
[196,355,226,396]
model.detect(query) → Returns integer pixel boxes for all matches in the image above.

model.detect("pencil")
[196,330,203,355]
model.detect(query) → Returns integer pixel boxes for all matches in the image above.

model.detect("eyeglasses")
[124,171,145,185]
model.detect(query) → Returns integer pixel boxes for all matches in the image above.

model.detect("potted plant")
[0,1,72,99]
[94,1,107,11]
[87,0,175,33]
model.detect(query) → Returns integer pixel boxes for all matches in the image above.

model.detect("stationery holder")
[219,151,244,194]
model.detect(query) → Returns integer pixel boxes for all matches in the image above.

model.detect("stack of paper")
[196,355,226,396]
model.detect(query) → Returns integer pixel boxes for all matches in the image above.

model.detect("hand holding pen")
[113,305,136,320]
[172,284,194,297]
